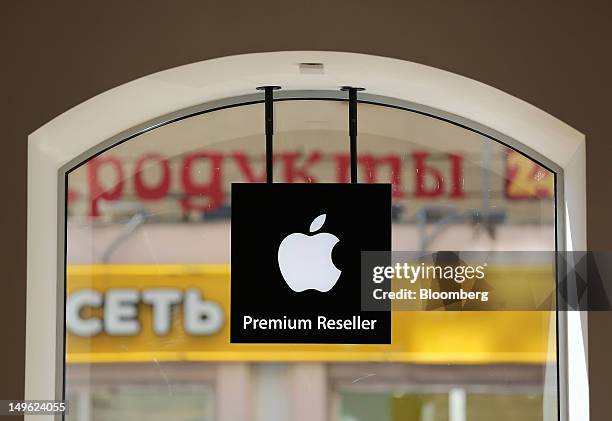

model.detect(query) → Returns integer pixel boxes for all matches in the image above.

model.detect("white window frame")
[27,51,587,421]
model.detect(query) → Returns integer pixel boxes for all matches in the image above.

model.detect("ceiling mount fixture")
[298,63,325,74]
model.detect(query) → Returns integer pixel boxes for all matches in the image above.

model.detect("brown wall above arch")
[1,1,611,420]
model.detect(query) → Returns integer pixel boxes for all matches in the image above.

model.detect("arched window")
[27,52,586,421]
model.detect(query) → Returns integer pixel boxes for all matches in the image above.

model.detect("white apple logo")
[277,213,341,292]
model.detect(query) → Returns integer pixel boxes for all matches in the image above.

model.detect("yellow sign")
[506,151,555,199]
[67,265,555,364]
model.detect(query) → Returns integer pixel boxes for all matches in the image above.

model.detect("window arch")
[27,52,586,421]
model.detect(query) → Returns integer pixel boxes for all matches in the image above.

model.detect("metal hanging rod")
[341,86,365,184]
[257,85,364,185]
[257,85,282,184]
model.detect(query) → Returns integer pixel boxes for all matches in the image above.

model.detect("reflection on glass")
[341,391,449,421]
[65,100,557,421]
[66,384,212,421]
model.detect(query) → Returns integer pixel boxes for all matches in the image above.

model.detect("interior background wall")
[1,1,610,420]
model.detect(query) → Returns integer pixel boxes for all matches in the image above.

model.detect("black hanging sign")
[230,183,391,344]
[230,86,391,344]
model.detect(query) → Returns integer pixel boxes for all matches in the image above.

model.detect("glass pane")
[340,391,448,421]
[89,384,213,421]
[466,393,544,421]
[65,98,557,421]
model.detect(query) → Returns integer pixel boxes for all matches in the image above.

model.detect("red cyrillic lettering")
[87,156,124,217]
[281,151,321,183]
[334,154,350,183]
[358,154,404,198]
[232,152,267,183]
[67,189,79,204]
[449,153,465,198]
[180,152,224,213]
[134,154,171,200]
[413,152,444,197]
